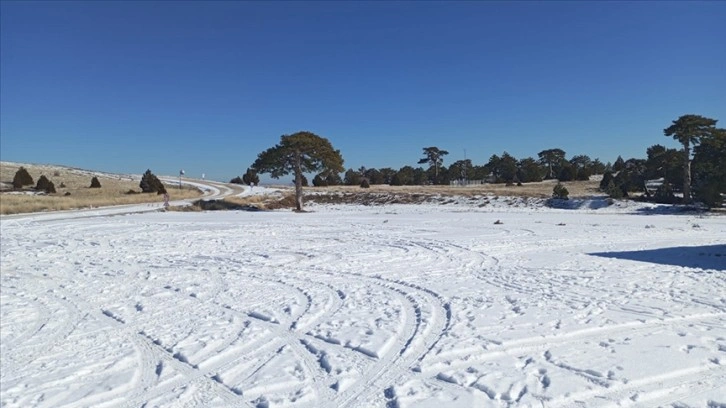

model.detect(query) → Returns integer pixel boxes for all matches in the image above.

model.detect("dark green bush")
[326,172,343,186]
[242,168,260,186]
[599,171,614,191]
[693,183,723,208]
[606,180,624,199]
[36,175,50,191]
[90,176,101,188]
[557,165,575,182]
[312,173,327,187]
[653,182,676,204]
[552,183,569,199]
[575,168,592,181]
[12,167,34,188]
[140,169,166,194]
[36,175,56,193]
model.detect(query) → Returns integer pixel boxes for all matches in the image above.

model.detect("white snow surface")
[1,199,725,408]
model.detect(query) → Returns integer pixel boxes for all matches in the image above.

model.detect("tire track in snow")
[418,312,726,376]
[0,289,53,353]
[320,281,419,408]
[260,230,484,407]
[2,282,166,407]
[0,282,86,382]
[32,285,188,408]
[4,205,723,406]
[303,270,450,408]
[89,294,256,407]
[551,362,726,407]
[129,264,344,407]
[127,334,252,408]
[214,270,344,405]
[39,243,322,407]
[17,258,252,408]
[221,258,427,407]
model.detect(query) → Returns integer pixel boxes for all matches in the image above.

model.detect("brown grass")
[219,181,604,209]
[222,194,297,210]
[305,180,603,199]
[164,194,298,212]
[0,162,202,215]
[231,181,603,209]
[222,195,268,207]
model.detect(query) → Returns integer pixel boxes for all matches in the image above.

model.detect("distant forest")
[238,114,724,208]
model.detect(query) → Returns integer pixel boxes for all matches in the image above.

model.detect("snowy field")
[1,200,725,407]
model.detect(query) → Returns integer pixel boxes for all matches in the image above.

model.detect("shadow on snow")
[589,245,726,271]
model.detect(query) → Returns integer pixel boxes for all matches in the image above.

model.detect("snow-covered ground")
[1,200,724,408]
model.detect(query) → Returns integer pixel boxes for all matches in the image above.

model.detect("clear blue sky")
[1,1,724,182]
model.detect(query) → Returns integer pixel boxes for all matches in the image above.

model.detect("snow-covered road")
[158,178,245,202]
[1,202,724,407]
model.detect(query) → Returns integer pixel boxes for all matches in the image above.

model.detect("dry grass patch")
[223,195,268,207]
[0,162,202,215]
[223,194,297,210]
[218,181,604,210]
[165,194,297,212]
[305,180,602,199]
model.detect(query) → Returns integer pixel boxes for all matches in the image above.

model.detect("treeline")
[594,115,725,206]
[307,115,725,206]
[240,137,722,205]
[311,148,607,187]
[245,114,725,209]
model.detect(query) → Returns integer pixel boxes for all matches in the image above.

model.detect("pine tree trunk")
[294,150,303,211]
[683,143,691,204]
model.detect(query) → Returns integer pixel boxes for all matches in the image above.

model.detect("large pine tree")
[252,131,344,211]
[664,114,719,203]
[418,147,449,184]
